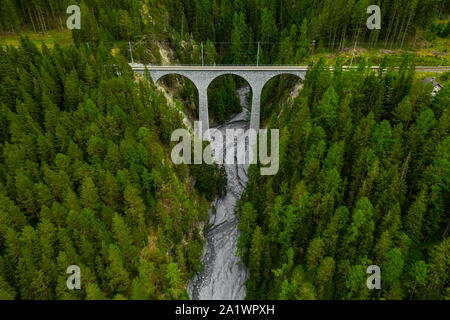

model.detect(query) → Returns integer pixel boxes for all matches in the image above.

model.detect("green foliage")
[0,38,212,299]
[0,1,448,302]
[238,57,449,300]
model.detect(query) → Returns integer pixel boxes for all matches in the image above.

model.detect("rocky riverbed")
[188,86,251,300]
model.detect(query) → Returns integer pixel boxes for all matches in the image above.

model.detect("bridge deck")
[130,63,450,73]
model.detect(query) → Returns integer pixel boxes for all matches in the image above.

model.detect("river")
[188,86,251,300]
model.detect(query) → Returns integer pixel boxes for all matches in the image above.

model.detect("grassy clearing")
[0,30,73,48]
[299,37,449,66]
[309,46,449,67]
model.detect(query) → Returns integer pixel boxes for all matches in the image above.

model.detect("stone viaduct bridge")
[130,64,308,134]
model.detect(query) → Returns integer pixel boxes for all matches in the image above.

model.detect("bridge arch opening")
[258,73,304,126]
[207,74,253,126]
[154,73,200,123]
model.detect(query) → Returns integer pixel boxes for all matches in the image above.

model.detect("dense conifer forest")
[0,0,448,300]
[0,38,229,299]
[238,57,449,299]
[1,1,448,50]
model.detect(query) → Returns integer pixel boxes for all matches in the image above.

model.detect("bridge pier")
[249,83,263,131]
[197,85,210,139]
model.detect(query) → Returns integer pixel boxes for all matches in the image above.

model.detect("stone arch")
[250,71,306,130]
[150,72,202,128]
[206,73,253,125]
[148,71,202,89]
[151,72,201,93]
[261,71,306,85]
[206,71,255,90]
[147,71,213,136]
